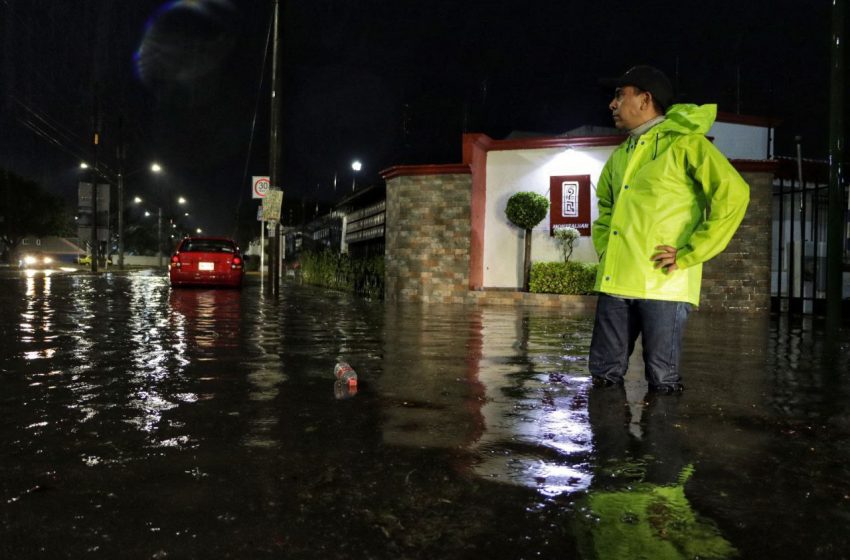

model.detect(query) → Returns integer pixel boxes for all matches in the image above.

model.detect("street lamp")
[132,184,184,270]
[351,160,362,191]
[118,162,162,269]
[77,160,109,271]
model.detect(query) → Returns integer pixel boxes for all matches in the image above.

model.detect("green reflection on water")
[576,465,737,560]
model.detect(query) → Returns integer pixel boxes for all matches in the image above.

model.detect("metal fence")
[771,158,847,314]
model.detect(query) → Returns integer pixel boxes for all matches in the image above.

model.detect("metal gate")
[771,157,846,314]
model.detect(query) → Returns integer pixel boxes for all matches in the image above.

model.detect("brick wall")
[385,173,473,303]
[700,169,773,312]
[384,166,774,313]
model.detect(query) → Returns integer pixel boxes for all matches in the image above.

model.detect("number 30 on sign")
[252,176,270,199]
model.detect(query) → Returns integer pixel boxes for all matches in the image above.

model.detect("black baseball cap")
[601,65,674,110]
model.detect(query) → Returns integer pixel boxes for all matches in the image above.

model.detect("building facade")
[382,117,778,313]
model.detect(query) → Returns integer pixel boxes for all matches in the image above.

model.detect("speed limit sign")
[252,176,270,199]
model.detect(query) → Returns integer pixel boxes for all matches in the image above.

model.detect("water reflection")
[169,288,242,352]
[2,273,849,559]
[123,277,183,437]
[21,273,54,349]
[242,291,286,447]
[577,387,736,559]
[466,310,595,497]
[378,305,597,496]
[379,304,487,449]
[768,315,850,418]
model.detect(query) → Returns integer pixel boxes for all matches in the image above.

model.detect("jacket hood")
[656,104,717,135]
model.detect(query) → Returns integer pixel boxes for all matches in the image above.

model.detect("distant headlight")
[23,255,37,265]
[43,256,53,264]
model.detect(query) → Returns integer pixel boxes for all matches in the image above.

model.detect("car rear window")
[179,240,236,253]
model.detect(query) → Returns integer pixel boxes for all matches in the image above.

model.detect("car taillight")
[170,254,181,268]
[231,256,242,269]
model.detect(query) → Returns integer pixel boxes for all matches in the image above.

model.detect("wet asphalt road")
[1,267,849,559]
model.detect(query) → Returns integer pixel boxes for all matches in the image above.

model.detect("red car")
[169,237,244,288]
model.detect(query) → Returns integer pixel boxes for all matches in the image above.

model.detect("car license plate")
[198,261,214,271]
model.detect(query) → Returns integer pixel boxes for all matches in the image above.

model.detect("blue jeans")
[589,294,692,390]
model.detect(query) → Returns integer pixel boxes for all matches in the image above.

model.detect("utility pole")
[117,119,126,269]
[3,0,15,115]
[158,206,163,269]
[267,0,282,297]
[827,0,846,326]
[88,2,108,274]
[90,92,101,274]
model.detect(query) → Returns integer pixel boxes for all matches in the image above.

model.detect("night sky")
[0,0,838,236]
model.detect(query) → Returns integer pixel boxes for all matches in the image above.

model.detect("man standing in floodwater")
[589,65,750,394]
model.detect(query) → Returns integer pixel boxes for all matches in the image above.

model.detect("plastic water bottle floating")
[334,379,357,400]
[334,362,358,388]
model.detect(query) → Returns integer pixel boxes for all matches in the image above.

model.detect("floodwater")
[1,269,849,559]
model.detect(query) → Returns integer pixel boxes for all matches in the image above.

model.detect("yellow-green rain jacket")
[591,103,750,306]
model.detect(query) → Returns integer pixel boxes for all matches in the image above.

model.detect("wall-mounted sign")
[549,174,591,236]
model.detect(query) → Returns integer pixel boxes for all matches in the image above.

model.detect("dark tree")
[0,168,74,262]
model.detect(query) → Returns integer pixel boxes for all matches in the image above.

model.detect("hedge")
[299,250,384,299]
[529,261,598,295]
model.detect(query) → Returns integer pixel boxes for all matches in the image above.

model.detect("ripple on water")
[2,274,850,559]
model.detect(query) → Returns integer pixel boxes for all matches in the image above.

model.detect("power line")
[231,3,274,237]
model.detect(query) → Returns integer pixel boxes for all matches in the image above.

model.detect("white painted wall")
[708,121,771,160]
[123,255,161,266]
[482,118,772,289]
[483,146,615,288]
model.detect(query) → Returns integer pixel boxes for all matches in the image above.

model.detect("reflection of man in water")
[588,387,687,484]
[577,388,737,559]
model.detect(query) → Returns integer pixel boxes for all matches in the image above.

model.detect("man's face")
[609,86,649,130]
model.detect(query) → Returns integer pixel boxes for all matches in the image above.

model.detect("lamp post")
[351,160,362,191]
[134,189,186,270]
[79,160,102,272]
[118,170,125,268]
[157,206,163,269]
[79,162,98,271]
[113,162,161,269]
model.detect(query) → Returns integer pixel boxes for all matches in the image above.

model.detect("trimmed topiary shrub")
[505,191,550,291]
[529,261,598,295]
[505,192,550,230]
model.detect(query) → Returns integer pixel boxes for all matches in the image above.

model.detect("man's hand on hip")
[652,245,679,273]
